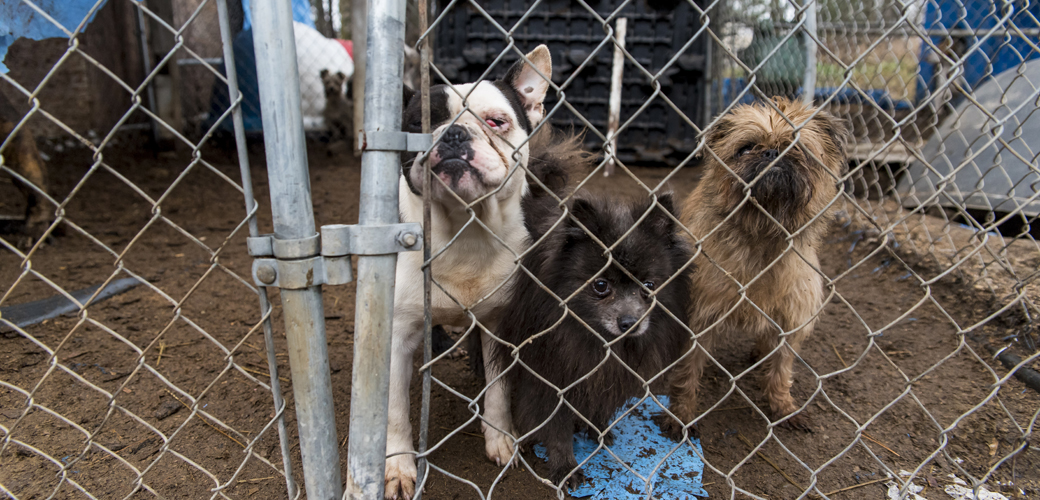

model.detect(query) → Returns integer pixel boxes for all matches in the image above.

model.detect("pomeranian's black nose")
[617,315,638,333]
[442,125,470,148]
[763,148,780,160]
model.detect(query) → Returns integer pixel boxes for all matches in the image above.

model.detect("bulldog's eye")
[485,117,506,129]
[591,279,611,298]
[738,144,754,157]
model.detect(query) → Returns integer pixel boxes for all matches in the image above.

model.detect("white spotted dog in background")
[384,45,570,500]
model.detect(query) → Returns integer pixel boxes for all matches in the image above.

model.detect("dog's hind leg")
[479,324,517,467]
[385,316,422,500]
[656,326,713,441]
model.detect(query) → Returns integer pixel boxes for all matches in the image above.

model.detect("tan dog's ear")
[703,114,736,157]
[504,45,552,126]
[815,111,851,173]
[320,69,330,80]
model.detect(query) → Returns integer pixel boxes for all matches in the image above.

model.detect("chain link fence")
[403,0,1040,498]
[0,0,298,498]
[3,0,1039,499]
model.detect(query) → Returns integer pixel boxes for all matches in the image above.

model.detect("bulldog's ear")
[504,45,552,126]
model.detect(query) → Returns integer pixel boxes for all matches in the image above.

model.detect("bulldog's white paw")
[384,454,417,500]
[482,422,518,467]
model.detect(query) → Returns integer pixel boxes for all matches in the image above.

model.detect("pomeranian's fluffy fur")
[492,193,693,489]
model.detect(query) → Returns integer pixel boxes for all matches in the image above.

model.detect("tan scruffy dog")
[659,97,849,436]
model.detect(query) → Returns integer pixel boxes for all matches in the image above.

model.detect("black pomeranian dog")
[492,193,693,490]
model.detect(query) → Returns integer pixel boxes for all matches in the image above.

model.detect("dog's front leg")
[384,316,422,500]
[758,322,813,432]
[479,323,517,467]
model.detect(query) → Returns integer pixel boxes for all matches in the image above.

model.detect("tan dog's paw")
[384,454,417,500]
[778,411,813,433]
[653,412,700,442]
[482,423,517,467]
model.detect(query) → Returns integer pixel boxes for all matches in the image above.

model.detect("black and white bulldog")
[385,45,564,499]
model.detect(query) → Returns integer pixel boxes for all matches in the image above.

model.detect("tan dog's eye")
[738,145,754,157]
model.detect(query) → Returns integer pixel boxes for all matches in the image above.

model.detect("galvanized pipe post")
[344,0,407,497]
[215,0,297,496]
[250,0,343,499]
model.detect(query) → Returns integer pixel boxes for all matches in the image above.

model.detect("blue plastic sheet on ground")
[533,396,708,499]
[0,0,113,73]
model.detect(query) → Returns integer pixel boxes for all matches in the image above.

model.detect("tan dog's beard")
[714,150,829,234]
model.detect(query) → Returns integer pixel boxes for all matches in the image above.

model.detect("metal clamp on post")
[358,130,432,152]
[248,224,423,289]
[248,233,355,289]
[321,223,423,256]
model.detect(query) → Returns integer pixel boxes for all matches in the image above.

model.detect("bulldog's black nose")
[442,125,470,148]
[763,149,780,160]
[617,315,638,333]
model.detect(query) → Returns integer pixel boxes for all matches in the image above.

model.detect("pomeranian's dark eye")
[643,281,656,291]
[591,279,611,297]
[737,144,754,157]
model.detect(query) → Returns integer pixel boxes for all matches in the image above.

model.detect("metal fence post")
[250,0,344,499]
[216,0,298,496]
[344,0,407,497]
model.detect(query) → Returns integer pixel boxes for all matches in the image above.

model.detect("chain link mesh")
[408,0,1040,498]
[3,0,1039,498]
[0,0,297,498]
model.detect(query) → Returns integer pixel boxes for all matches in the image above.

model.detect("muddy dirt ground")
[1,138,1038,499]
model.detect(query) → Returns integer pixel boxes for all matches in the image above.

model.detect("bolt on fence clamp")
[247,224,423,289]
[358,130,432,152]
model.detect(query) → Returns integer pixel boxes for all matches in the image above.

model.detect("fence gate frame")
[245,0,418,498]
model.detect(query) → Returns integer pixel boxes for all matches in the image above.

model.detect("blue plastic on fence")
[534,396,709,499]
[716,78,913,113]
[0,0,110,73]
[917,0,1040,103]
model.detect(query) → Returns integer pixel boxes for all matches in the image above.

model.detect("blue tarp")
[716,78,913,113]
[918,0,1040,102]
[206,0,316,132]
[0,0,112,73]
[241,0,314,31]
[533,396,709,499]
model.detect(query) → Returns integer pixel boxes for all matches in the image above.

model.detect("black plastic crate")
[433,0,709,165]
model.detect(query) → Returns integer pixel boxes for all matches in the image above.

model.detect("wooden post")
[605,17,627,177]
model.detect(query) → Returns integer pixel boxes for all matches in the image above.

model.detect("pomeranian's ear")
[566,198,599,238]
[402,84,416,108]
[642,193,676,237]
